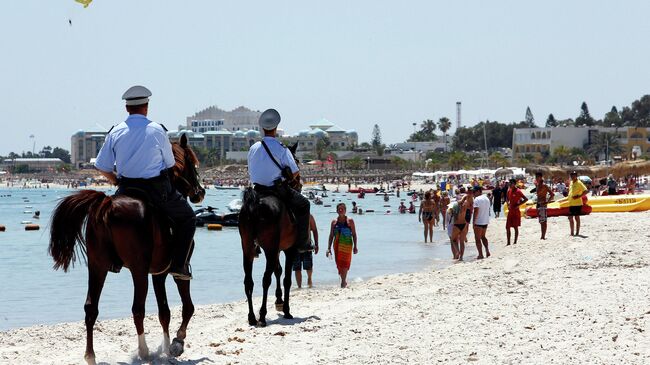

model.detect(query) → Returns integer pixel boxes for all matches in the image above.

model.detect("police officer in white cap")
[247,109,312,252]
[95,85,197,280]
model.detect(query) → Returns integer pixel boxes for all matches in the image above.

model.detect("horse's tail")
[241,186,259,239]
[49,189,111,272]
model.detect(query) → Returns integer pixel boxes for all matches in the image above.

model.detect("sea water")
[0,188,451,330]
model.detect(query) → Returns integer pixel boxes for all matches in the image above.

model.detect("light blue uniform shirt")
[248,137,298,187]
[95,114,176,178]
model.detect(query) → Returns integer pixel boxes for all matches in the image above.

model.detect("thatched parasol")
[611,160,650,178]
[494,167,514,177]
[526,164,567,179]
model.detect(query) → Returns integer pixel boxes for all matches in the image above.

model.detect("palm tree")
[552,145,570,166]
[489,152,508,168]
[448,151,469,170]
[437,117,452,151]
[420,119,437,134]
[587,133,622,161]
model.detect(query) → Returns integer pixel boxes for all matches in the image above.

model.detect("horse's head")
[171,134,206,204]
[287,143,302,191]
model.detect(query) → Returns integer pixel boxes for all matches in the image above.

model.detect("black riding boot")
[294,211,312,253]
[170,235,194,280]
[166,197,197,281]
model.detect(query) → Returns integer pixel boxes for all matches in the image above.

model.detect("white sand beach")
[2,211,650,364]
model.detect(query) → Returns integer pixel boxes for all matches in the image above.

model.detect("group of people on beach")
[407,169,592,261]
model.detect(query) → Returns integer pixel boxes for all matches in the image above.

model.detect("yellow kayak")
[506,194,650,214]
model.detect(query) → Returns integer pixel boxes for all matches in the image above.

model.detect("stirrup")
[170,264,192,280]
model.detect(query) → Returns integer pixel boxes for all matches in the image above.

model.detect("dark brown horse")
[239,144,301,327]
[49,134,205,365]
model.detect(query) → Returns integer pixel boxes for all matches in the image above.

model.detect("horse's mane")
[171,142,199,171]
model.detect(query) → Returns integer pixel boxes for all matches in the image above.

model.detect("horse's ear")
[180,133,188,148]
[289,143,298,155]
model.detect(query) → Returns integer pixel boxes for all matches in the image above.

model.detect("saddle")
[107,186,174,273]
[252,184,297,223]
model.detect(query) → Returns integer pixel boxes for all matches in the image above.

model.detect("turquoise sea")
[0,188,452,331]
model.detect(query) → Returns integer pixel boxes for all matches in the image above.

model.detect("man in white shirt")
[472,186,491,259]
[247,109,312,252]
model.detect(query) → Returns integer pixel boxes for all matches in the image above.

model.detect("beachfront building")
[1,158,64,172]
[186,106,262,133]
[282,118,359,153]
[512,126,650,161]
[392,141,447,154]
[70,130,108,168]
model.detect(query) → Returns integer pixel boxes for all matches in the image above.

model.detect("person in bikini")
[440,190,450,230]
[451,192,473,260]
[432,190,441,226]
[418,191,435,242]
[534,171,553,240]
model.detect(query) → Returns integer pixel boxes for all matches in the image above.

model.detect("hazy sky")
[1,1,649,155]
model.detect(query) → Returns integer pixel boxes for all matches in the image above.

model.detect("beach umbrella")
[611,160,650,178]
[494,167,513,177]
[578,176,592,184]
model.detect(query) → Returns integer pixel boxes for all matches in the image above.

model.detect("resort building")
[70,130,108,168]
[281,118,358,153]
[512,126,650,160]
[186,106,262,133]
[1,158,64,172]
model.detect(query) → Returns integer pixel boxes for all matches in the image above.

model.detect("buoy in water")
[0,225,5,232]
[207,224,223,231]
[25,224,40,231]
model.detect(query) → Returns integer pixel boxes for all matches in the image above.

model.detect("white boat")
[227,198,243,213]
[215,185,242,190]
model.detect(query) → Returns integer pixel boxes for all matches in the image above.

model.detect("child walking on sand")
[327,203,358,288]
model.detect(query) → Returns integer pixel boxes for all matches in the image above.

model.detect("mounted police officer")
[247,109,312,253]
[94,85,196,280]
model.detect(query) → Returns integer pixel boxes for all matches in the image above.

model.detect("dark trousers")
[255,184,310,248]
[283,185,310,247]
[117,175,196,268]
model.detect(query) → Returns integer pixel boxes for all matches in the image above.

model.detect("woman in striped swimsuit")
[327,203,358,288]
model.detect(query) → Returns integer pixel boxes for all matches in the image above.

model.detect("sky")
[1,1,650,155]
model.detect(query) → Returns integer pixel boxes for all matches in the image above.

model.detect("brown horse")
[239,144,301,327]
[48,134,205,365]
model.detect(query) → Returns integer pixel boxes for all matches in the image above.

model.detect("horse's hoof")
[284,313,294,320]
[258,319,267,327]
[248,315,257,326]
[169,338,184,357]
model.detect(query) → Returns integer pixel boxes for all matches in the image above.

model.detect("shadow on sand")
[265,314,321,326]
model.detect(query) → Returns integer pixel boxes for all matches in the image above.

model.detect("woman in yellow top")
[568,171,588,236]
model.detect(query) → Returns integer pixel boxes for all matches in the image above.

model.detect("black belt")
[118,170,168,185]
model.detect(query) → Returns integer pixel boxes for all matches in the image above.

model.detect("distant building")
[282,118,358,152]
[512,126,650,160]
[71,130,108,168]
[392,141,446,154]
[2,158,64,172]
[187,106,262,133]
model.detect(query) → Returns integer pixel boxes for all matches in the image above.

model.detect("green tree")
[603,106,623,127]
[346,156,365,170]
[525,106,535,126]
[489,152,508,168]
[587,132,623,161]
[51,147,71,163]
[371,124,385,155]
[448,151,469,170]
[545,113,557,127]
[552,145,571,166]
[40,146,53,158]
[437,117,452,150]
[408,119,438,142]
[314,138,331,160]
[575,101,595,126]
